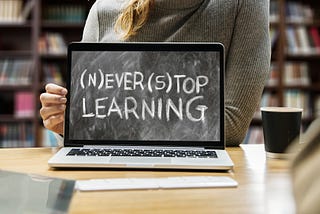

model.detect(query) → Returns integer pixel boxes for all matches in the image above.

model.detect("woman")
[40,0,271,146]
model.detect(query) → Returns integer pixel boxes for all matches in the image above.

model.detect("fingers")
[40,83,67,135]
[43,115,64,135]
[45,83,68,96]
[40,104,66,121]
[40,93,67,107]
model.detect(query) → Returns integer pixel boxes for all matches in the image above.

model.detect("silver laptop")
[48,42,234,170]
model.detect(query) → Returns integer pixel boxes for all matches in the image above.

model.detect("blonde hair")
[114,0,154,40]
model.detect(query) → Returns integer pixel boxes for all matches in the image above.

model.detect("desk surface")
[0,145,295,214]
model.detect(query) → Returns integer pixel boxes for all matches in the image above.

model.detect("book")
[0,122,34,148]
[284,90,311,119]
[14,91,34,118]
[0,59,33,86]
[286,2,313,23]
[286,26,320,55]
[284,62,310,86]
[309,27,320,51]
[296,26,311,54]
[286,27,299,54]
[38,33,67,55]
[0,0,22,23]
[42,4,86,23]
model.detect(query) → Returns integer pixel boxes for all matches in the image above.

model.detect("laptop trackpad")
[110,157,171,164]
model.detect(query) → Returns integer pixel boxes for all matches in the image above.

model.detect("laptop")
[48,42,234,170]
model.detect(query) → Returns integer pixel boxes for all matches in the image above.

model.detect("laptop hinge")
[64,143,84,147]
[204,146,223,150]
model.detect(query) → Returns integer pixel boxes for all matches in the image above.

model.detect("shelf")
[0,115,34,123]
[0,51,33,57]
[0,85,33,91]
[41,21,85,29]
[0,0,94,147]
[0,21,32,28]
[283,85,320,91]
[269,21,279,26]
[285,54,320,61]
[286,20,320,27]
[263,85,279,91]
[40,54,67,60]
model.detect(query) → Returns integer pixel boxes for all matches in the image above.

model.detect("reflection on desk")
[0,170,75,214]
[0,144,295,214]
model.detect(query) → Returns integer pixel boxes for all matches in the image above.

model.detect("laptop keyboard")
[66,148,217,158]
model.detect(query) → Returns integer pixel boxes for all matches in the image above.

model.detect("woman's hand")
[39,83,68,135]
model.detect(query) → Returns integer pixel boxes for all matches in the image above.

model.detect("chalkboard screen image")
[66,43,224,146]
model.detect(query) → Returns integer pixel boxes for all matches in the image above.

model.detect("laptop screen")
[65,43,224,148]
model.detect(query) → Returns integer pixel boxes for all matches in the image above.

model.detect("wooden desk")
[0,145,295,214]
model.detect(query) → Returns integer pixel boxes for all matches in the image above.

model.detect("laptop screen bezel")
[64,42,225,149]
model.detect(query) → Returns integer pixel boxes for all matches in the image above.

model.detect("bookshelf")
[0,0,94,147]
[245,0,320,144]
[1,0,319,147]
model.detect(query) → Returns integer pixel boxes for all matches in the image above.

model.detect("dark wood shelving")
[0,115,34,123]
[283,85,320,91]
[0,21,32,28]
[286,20,320,27]
[247,0,320,144]
[0,0,94,147]
[41,21,85,29]
[0,50,33,57]
[0,85,33,91]
[285,54,320,61]
[40,54,67,59]
[1,0,320,146]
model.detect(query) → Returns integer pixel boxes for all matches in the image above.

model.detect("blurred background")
[0,0,319,147]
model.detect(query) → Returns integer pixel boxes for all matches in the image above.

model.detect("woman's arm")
[225,0,271,146]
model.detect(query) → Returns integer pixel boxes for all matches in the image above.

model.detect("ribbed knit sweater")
[81,0,271,146]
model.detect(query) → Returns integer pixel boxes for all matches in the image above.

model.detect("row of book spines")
[254,90,316,119]
[270,1,315,23]
[0,0,23,22]
[38,33,67,55]
[286,26,320,55]
[283,63,309,86]
[42,5,87,23]
[268,63,306,86]
[0,61,64,86]
[0,123,34,148]
[0,59,33,86]
[0,0,34,23]
[267,62,310,87]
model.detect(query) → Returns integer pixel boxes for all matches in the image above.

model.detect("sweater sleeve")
[225,0,271,146]
[81,2,99,42]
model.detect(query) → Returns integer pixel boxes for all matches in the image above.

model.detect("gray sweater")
[81,0,271,146]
